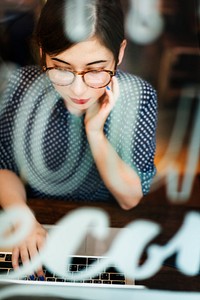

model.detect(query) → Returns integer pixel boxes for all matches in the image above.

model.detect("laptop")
[0,225,145,289]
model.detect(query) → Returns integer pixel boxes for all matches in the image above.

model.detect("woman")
[0,0,157,278]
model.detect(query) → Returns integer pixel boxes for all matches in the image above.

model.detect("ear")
[39,47,43,58]
[117,39,127,65]
[39,47,47,67]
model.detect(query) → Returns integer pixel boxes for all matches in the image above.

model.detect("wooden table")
[27,182,200,292]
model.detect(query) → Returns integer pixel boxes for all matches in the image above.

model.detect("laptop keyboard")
[0,253,126,285]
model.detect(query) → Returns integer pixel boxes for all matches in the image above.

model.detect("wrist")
[86,130,105,143]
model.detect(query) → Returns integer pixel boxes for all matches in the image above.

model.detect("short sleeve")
[109,71,157,196]
[0,68,23,174]
[132,81,157,195]
[0,139,17,172]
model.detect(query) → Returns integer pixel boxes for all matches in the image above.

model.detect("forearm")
[87,132,143,210]
[0,171,46,276]
[0,169,27,209]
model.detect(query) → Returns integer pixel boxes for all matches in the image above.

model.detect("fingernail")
[39,276,45,281]
[29,274,35,280]
[106,86,110,91]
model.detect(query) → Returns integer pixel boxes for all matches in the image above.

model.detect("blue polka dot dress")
[0,66,157,202]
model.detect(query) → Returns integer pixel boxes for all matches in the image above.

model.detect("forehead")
[49,37,114,66]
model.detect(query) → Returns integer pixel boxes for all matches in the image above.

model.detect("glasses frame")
[43,66,116,89]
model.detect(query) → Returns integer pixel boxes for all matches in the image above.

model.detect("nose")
[70,74,87,96]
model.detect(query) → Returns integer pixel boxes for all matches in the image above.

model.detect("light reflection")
[151,86,200,202]
[126,0,164,44]
[64,0,95,43]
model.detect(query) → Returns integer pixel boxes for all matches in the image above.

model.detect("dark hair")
[35,0,125,63]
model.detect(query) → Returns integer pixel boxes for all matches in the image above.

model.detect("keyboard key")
[69,264,77,271]
[5,254,12,261]
[92,274,100,279]
[45,270,54,277]
[87,265,96,271]
[110,273,125,281]
[65,279,74,282]
[78,264,86,271]
[0,261,13,268]
[84,280,92,283]
[47,278,55,281]
[93,280,102,284]
[56,278,65,282]
[88,258,98,265]
[101,273,109,280]
[106,267,119,273]
[8,268,14,273]
[0,269,8,275]
[112,281,125,285]
[103,280,111,284]
[71,257,87,265]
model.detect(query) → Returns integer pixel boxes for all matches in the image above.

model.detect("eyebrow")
[52,58,108,66]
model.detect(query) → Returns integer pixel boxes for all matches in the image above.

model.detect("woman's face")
[45,37,117,115]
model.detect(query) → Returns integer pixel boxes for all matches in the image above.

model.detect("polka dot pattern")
[0,66,157,202]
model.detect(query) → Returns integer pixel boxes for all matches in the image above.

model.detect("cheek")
[53,84,106,101]
[53,85,69,98]
[91,89,106,101]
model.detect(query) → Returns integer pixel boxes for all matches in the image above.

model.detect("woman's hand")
[84,76,120,135]
[12,219,47,279]
[84,76,142,209]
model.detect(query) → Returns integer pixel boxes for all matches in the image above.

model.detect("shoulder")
[8,65,42,86]
[116,69,157,98]
[3,65,43,98]
[116,69,157,111]
[1,65,46,111]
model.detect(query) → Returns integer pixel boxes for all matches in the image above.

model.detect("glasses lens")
[47,69,74,86]
[84,71,111,88]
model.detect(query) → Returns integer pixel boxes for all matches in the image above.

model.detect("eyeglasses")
[43,66,116,89]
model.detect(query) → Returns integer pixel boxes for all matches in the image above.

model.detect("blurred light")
[126,0,164,44]
[64,0,95,43]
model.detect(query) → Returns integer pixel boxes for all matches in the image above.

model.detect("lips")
[70,98,90,105]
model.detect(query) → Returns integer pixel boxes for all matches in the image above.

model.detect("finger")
[105,86,115,109]
[111,76,120,99]
[28,243,45,278]
[12,247,20,269]
[37,236,46,251]
[37,268,45,279]
[19,244,30,265]
[36,237,47,278]
[105,77,119,108]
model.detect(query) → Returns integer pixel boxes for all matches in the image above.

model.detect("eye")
[46,68,75,86]
[54,66,73,72]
